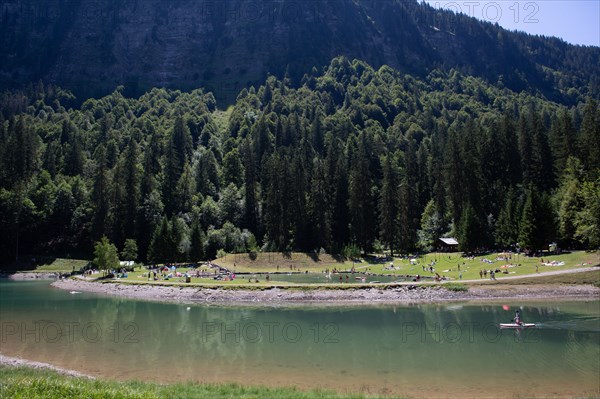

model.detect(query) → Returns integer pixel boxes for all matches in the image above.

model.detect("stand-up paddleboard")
[499,323,536,328]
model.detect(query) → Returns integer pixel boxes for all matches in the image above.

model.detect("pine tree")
[379,153,400,255]
[549,109,577,174]
[308,158,331,251]
[65,135,84,176]
[196,149,221,198]
[331,152,350,252]
[5,117,40,186]
[172,216,190,262]
[148,217,174,264]
[520,110,554,191]
[43,140,59,178]
[399,141,420,251]
[457,203,485,252]
[262,151,291,249]
[164,116,194,215]
[189,222,206,261]
[579,99,600,176]
[52,182,75,237]
[499,111,521,187]
[91,145,112,241]
[121,239,138,261]
[518,186,554,252]
[574,179,600,248]
[290,150,310,250]
[556,157,584,246]
[163,139,181,216]
[173,162,196,215]
[348,136,375,252]
[242,139,259,234]
[310,113,325,155]
[140,131,162,198]
[495,190,519,249]
[444,129,465,223]
[218,183,243,226]
[137,190,164,262]
[418,200,445,251]
[123,139,141,240]
[222,148,244,187]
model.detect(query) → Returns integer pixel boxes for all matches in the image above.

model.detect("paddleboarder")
[514,310,523,326]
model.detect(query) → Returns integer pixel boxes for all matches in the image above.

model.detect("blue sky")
[421,0,600,46]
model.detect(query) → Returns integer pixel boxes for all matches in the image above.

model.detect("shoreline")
[51,278,600,306]
[0,354,94,379]
[1,272,65,280]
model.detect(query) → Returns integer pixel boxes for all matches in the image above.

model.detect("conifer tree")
[379,152,400,255]
[91,145,112,241]
[579,99,600,176]
[348,136,375,251]
[189,222,206,261]
[242,139,259,234]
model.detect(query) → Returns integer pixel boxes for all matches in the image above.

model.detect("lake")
[0,280,598,397]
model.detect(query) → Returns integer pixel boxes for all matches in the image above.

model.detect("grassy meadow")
[3,257,89,273]
[96,251,600,288]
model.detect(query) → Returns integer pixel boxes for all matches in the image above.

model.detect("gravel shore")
[51,278,600,306]
[1,272,64,280]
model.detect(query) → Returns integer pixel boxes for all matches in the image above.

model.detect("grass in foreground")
[0,366,384,399]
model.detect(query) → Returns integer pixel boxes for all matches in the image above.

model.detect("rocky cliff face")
[1,0,598,104]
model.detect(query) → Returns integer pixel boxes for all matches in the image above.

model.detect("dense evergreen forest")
[0,57,599,264]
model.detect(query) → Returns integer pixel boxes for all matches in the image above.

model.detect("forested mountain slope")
[1,58,598,263]
[1,0,598,105]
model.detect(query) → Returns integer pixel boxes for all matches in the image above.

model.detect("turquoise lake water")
[0,280,598,397]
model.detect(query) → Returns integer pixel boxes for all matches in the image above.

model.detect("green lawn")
[216,252,346,273]
[0,366,377,399]
[32,258,89,273]
[358,251,599,282]
[5,257,90,273]
[107,251,598,288]
[217,251,598,281]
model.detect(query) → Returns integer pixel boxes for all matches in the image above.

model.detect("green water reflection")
[0,280,598,397]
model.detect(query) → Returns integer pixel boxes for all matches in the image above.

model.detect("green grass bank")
[0,366,386,399]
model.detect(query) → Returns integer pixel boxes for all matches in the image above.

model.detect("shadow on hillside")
[306,252,319,262]
[0,255,90,275]
[0,256,57,273]
[303,252,347,263]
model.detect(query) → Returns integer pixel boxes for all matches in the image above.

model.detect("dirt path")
[455,266,599,284]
